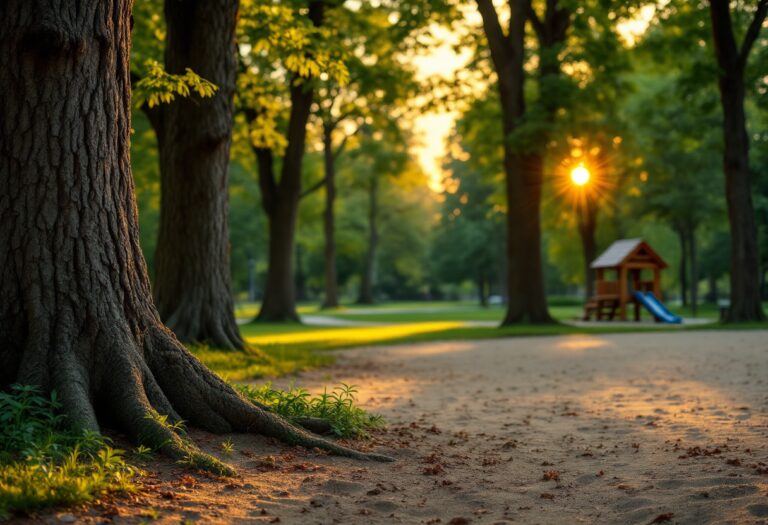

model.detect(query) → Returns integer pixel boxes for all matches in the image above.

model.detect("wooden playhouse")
[583,238,669,321]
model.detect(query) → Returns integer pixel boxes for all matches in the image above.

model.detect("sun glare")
[570,165,591,186]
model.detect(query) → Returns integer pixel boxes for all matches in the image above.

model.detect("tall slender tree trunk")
[677,228,689,308]
[0,0,387,467]
[476,0,553,325]
[256,2,325,322]
[321,125,339,309]
[295,244,308,302]
[524,0,570,311]
[709,0,767,322]
[689,229,699,317]
[577,197,598,301]
[150,0,244,349]
[258,181,301,322]
[358,177,378,305]
[477,273,489,307]
[707,274,719,304]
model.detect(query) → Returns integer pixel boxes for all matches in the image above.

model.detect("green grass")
[236,382,384,438]
[213,300,768,386]
[0,385,137,520]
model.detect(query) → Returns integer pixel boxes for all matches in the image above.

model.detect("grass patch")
[190,341,334,382]
[0,385,137,520]
[236,383,384,438]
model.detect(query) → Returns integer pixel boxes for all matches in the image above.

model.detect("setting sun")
[570,165,591,186]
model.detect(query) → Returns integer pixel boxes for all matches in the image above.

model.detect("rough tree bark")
[148,0,244,349]
[0,0,389,469]
[476,0,553,325]
[357,176,378,305]
[254,1,325,322]
[709,0,767,322]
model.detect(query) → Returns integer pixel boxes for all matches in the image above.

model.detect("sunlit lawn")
[197,300,768,382]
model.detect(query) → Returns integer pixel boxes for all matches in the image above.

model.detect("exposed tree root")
[10,322,393,475]
[143,327,394,464]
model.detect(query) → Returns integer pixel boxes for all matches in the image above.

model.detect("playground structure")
[583,238,681,323]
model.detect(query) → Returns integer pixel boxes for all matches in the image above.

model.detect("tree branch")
[299,177,326,199]
[476,0,510,74]
[131,71,164,134]
[527,4,545,43]
[709,0,741,71]
[333,124,361,161]
[739,0,768,65]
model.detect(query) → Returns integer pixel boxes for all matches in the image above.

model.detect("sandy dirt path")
[31,330,768,525]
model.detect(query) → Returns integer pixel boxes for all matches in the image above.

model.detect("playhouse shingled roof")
[590,238,667,269]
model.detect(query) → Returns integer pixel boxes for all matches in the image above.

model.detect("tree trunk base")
[161,300,246,351]
[500,310,556,326]
[12,322,391,474]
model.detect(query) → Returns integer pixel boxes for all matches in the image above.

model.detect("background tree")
[0,0,389,469]
[708,0,767,321]
[310,4,417,308]
[146,0,245,349]
[239,0,348,322]
[475,0,553,324]
[346,126,411,304]
[433,149,505,306]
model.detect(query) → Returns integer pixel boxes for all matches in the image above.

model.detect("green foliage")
[220,439,235,455]
[237,0,350,152]
[236,383,384,438]
[133,59,218,108]
[432,143,504,298]
[0,385,136,519]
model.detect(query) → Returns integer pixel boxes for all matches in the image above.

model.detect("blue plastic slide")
[632,291,682,324]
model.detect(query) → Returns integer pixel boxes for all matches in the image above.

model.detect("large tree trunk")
[0,0,388,468]
[357,177,378,305]
[709,0,767,322]
[477,0,553,325]
[150,0,244,349]
[577,197,598,301]
[321,124,340,309]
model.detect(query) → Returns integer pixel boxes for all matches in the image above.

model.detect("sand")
[28,330,768,524]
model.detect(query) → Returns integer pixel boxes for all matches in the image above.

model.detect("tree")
[302,3,418,309]
[144,0,245,349]
[475,0,553,324]
[345,126,410,304]
[239,0,347,322]
[627,74,723,314]
[433,151,505,306]
[708,0,767,321]
[0,0,389,469]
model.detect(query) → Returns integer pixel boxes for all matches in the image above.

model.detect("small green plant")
[236,383,384,438]
[133,445,154,461]
[220,439,235,455]
[0,385,137,519]
[144,410,186,433]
